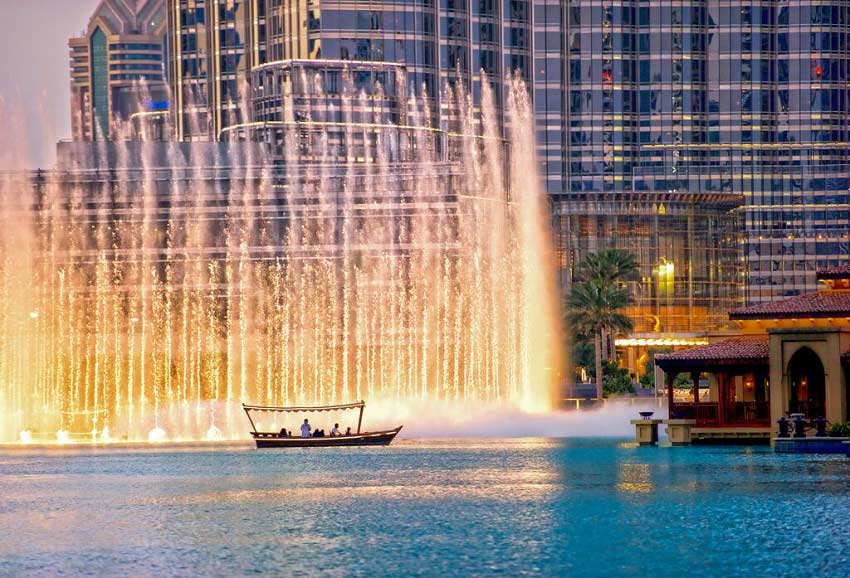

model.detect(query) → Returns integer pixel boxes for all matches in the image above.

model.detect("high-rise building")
[166,1,265,141]
[69,0,168,141]
[167,0,533,141]
[546,1,850,314]
[164,4,850,354]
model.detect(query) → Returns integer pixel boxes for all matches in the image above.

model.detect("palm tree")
[578,248,640,284]
[568,280,634,398]
[576,248,639,362]
[568,249,638,398]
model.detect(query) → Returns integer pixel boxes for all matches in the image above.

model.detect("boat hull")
[251,426,402,448]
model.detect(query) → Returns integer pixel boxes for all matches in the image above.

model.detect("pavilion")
[655,264,850,443]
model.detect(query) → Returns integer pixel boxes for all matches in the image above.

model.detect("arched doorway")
[788,347,826,419]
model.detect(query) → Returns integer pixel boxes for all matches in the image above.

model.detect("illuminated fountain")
[0,73,561,443]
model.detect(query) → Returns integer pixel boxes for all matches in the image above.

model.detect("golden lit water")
[0,77,561,442]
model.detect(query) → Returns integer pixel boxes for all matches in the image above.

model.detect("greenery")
[577,248,640,285]
[638,348,670,389]
[567,248,639,398]
[827,421,850,437]
[674,373,693,388]
[572,340,596,379]
[602,360,635,397]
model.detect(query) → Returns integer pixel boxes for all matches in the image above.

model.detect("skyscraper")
[166,0,264,141]
[167,0,533,141]
[163,2,850,370]
[548,1,850,311]
[69,0,169,141]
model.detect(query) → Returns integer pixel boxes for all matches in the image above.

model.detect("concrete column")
[769,335,786,429]
[824,334,843,423]
[631,419,663,445]
[666,419,696,445]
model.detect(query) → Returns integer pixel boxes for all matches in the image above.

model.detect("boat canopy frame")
[242,401,365,434]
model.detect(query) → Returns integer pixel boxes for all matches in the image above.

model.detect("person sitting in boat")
[300,419,311,438]
[279,427,288,437]
[344,426,352,436]
[330,423,340,437]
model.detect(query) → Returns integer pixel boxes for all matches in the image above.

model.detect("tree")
[602,360,635,397]
[575,248,639,359]
[577,248,640,285]
[572,340,596,381]
[567,278,634,399]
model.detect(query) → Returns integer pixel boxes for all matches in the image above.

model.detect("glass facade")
[170,0,532,138]
[549,1,850,305]
[169,0,264,140]
[70,1,167,141]
[91,27,109,139]
[166,0,850,345]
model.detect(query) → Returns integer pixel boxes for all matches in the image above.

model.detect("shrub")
[827,421,850,437]
[603,360,635,397]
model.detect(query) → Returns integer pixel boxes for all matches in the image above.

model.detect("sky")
[1,0,100,168]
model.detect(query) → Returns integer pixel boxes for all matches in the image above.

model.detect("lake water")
[2,439,849,577]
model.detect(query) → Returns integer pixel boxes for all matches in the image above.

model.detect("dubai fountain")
[0,73,561,443]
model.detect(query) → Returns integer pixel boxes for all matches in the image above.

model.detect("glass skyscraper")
[546,1,850,309]
[166,1,850,369]
[69,0,168,141]
[168,0,533,139]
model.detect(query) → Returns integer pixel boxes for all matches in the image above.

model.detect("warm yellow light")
[148,427,166,443]
[204,425,223,441]
[614,337,709,347]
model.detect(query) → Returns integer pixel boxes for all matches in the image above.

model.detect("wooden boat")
[242,401,402,448]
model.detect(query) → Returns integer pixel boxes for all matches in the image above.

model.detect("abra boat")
[242,401,402,448]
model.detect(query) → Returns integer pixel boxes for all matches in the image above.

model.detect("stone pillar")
[631,418,663,446]
[825,334,844,424]
[769,335,786,432]
[666,419,696,445]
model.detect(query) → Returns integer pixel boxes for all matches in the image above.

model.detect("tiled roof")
[817,264,850,280]
[729,290,850,320]
[655,335,769,369]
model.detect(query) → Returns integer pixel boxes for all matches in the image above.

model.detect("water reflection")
[2,439,850,577]
[616,463,653,494]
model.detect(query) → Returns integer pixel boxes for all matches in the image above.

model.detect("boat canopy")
[242,401,365,434]
[242,401,364,413]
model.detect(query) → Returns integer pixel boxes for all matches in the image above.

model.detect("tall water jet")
[0,68,562,442]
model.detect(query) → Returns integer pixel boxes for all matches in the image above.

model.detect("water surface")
[1,439,849,577]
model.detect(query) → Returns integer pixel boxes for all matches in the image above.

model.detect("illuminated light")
[100,426,112,443]
[57,429,70,444]
[29,311,39,319]
[0,77,560,441]
[615,338,709,347]
[204,425,223,441]
[148,427,166,443]
[19,430,32,444]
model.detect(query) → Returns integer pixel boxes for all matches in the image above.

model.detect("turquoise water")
[2,439,849,577]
